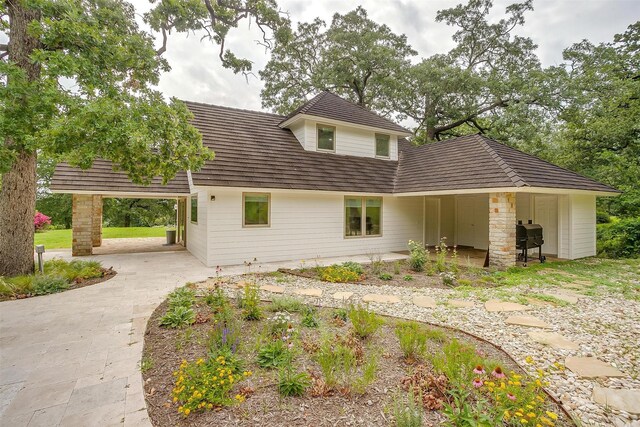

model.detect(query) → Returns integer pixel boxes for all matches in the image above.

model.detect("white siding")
[299,120,398,161]
[439,196,455,242]
[516,193,532,223]
[186,190,208,265]
[203,189,422,266]
[289,122,306,148]
[558,195,570,259]
[569,194,596,259]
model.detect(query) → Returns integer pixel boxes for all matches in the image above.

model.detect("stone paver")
[332,291,354,300]
[293,288,323,297]
[484,299,531,312]
[527,331,579,350]
[448,299,475,308]
[505,315,551,329]
[260,284,284,293]
[565,357,625,378]
[541,292,579,304]
[412,295,436,308]
[592,387,640,414]
[362,294,401,304]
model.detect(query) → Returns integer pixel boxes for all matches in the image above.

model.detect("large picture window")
[375,134,390,158]
[345,197,382,237]
[243,193,270,227]
[317,125,336,151]
[190,195,198,224]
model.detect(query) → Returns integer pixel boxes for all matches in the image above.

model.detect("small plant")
[440,271,456,287]
[407,240,428,272]
[268,311,296,338]
[341,261,364,275]
[301,306,319,328]
[31,275,69,295]
[315,336,357,389]
[34,211,52,231]
[392,389,424,427]
[393,261,402,275]
[140,355,154,373]
[319,265,361,283]
[395,321,427,362]
[403,274,414,281]
[168,287,196,309]
[348,304,383,339]
[204,286,229,311]
[208,318,241,354]
[160,306,196,328]
[379,272,393,280]
[278,367,311,397]
[268,296,304,313]
[435,238,448,273]
[332,307,348,322]
[369,253,384,275]
[238,284,262,320]
[257,339,292,369]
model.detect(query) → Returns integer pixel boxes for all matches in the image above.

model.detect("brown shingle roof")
[394,134,619,193]
[280,91,411,134]
[51,160,190,195]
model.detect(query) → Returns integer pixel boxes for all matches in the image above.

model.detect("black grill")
[516,220,546,265]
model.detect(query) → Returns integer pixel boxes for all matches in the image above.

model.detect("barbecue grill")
[516,220,546,265]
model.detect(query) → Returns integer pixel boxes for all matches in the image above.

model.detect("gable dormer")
[279,91,412,161]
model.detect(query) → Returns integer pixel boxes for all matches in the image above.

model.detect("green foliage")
[43,259,102,282]
[332,308,348,322]
[257,340,292,369]
[237,284,263,321]
[407,240,428,272]
[596,211,612,224]
[268,296,304,313]
[395,321,427,362]
[393,261,402,275]
[319,265,361,283]
[403,274,414,281]
[315,334,377,393]
[268,311,296,338]
[597,218,640,258]
[348,304,383,339]
[301,306,319,328]
[434,238,448,273]
[378,272,393,281]
[340,261,364,275]
[278,367,311,397]
[168,287,196,309]
[160,306,196,329]
[208,318,241,355]
[31,275,69,295]
[427,339,486,387]
[205,286,230,310]
[392,389,424,427]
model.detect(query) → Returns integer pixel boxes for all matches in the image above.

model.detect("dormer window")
[375,134,390,158]
[317,124,336,152]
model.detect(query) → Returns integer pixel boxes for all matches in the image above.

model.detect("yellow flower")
[515,412,524,417]
[184,408,190,416]
[546,411,558,420]
[207,403,213,409]
[504,410,511,418]
[527,412,536,418]
[173,397,178,403]
[526,404,534,410]
[178,406,183,413]
[525,356,534,364]
[540,416,554,426]
[521,419,528,424]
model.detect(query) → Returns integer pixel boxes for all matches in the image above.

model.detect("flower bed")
[142,283,572,426]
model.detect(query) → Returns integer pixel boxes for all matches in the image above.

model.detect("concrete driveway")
[0,251,214,427]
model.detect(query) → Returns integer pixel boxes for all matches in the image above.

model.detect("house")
[51,91,619,268]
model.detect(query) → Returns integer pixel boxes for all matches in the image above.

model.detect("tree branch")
[156,27,167,56]
[0,43,7,51]
[434,99,506,134]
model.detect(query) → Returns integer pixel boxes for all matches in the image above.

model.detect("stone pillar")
[92,195,103,247]
[489,192,516,268]
[72,194,94,256]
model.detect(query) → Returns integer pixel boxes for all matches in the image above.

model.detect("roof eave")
[279,113,413,137]
[393,186,621,197]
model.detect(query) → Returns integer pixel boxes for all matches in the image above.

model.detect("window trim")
[343,196,383,238]
[375,133,391,158]
[316,124,336,152]
[190,194,198,224]
[242,192,271,228]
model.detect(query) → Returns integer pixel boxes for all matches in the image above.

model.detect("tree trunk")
[0,1,41,276]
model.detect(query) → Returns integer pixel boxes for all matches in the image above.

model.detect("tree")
[260,6,416,115]
[1,0,213,276]
[554,22,640,216]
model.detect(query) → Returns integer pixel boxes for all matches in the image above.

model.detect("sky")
[132,0,639,113]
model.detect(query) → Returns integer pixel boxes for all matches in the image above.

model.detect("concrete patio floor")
[0,249,408,427]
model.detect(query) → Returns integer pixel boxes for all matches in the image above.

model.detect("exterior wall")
[202,189,423,266]
[516,193,532,223]
[296,120,399,161]
[72,194,94,256]
[558,195,570,259]
[186,192,208,265]
[91,195,102,247]
[440,196,455,242]
[488,192,516,268]
[569,194,597,259]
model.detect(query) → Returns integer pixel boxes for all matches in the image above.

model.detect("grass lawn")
[34,227,167,249]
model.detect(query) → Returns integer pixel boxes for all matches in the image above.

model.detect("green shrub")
[168,287,196,309]
[319,265,361,283]
[315,335,377,393]
[596,210,611,224]
[278,367,311,397]
[393,261,402,275]
[44,259,102,282]
[407,240,428,272]
[597,217,640,258]
[237,284,263,320]
[392,389,424,427]
[204,286,229,310]
[403,274,413,281]
[301,306,319,328]
[268,311,295,338]
[332,308,348,322]
[257,340,292,369]
[32,275,69,295]
[395,321,427,362]
[160,306,196,328]
[378,273,393,280]
[348,304,383,339]
[427,339,485,387]
[268,296,304,313]
[208,318,241,354]
[341,261,364,275]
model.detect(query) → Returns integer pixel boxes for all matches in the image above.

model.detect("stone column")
[91,195,103,247]
[489,192,516,268]
[72,194,93,256]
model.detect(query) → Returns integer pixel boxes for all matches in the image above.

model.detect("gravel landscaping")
[193,266,640,427]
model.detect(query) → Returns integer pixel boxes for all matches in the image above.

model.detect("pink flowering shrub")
[34,212,51,231]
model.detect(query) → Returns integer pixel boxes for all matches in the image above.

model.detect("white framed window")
[375,133,390,158]
[243,193,270,227]
[190,195,198,224]
[344,196,382,237]
[317,124,336,151]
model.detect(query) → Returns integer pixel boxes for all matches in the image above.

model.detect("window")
[243,193,270,227]
[190,195,198,224]
[375,133,390,158]
[344,196,382,237]
[317,125,336,151]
